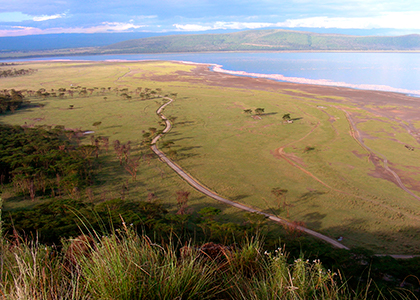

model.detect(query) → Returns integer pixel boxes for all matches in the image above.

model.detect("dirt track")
[151,96,420,258]
[151,97,350,250]
[154,63,420,199]
[147,65,420,257]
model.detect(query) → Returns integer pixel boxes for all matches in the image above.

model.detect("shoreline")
[5,52,420,97]
[13,58,420,101]
[209,64,420,98]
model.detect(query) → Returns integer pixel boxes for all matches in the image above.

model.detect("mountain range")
[1,29,420,59]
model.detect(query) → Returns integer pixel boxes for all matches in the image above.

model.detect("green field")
[1,60,420,253]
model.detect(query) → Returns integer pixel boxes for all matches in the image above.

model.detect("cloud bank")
[174,12,420,32]
[1,0,420,37]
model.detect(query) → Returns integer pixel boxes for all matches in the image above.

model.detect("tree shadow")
[176,153,200,161]
[295,190,326,205]
[175,121,195,126]
[261,207,283,216]
[170,137,194,142]
[231,194,250,201]
[104,125,122,129]
[262,112,278,116]
[301,212,327,230]
[178,146,202,151]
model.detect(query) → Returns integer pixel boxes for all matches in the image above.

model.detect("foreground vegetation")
[1,222,419,300]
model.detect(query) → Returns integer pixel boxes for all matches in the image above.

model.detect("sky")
[0,0,420,37]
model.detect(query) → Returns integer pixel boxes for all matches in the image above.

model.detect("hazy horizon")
[0,0,419,38]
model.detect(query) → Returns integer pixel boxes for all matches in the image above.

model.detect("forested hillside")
[99,29,420,53]
[1,29,420,59]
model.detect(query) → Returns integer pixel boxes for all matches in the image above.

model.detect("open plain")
[1,60,420,254]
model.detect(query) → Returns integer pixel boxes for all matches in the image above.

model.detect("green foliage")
[255,107,265,115]
[0,89,26,113]
[0,124,94,199]
[0,230,348,300]
[0,68,37,78]
[2,198,171,244]
[282,113,291,120]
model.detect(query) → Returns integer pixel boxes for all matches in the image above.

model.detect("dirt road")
[150,97,350,250]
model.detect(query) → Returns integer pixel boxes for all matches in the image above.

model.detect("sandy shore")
[211,64,420,97]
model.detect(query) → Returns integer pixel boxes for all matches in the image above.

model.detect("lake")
[4,52,420,96]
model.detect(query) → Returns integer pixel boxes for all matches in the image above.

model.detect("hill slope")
[100,29,420,53]
[1,29,420,59]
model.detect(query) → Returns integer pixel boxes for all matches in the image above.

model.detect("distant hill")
[0,32,183,52]
[99,29,420,53]
[0,29,419,59]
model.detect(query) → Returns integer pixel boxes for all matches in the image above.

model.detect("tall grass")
[78,228,219,299]
[225,240,351,300]
[0,223,416,299]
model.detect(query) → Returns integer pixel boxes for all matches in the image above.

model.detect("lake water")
[4,52,420,96]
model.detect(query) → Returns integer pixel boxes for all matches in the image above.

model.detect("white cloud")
[174,21,274,31]
[0,22,146,37]
[173,24,213,31]
[86,22,145,33]
[173,11,420,32]
[33,13,66,22]
[275,12,420,29]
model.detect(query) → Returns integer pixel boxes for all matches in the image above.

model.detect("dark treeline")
[0,89,27,113]
[0,68,37,78]
[0,124,97,200]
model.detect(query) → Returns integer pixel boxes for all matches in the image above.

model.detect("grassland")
[1,60,420,253]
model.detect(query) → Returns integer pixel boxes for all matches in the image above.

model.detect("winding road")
[150,97,349,250]
[150,97,420,258]
[151,97,420,259]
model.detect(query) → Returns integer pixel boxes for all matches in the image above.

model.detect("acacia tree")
[100,136,109,151]
[283,113,291,122]
[176,190,190,215]
[124,157,140,181]
[271,187,288,209]
[113,140,131,165]
[255,108,265,116]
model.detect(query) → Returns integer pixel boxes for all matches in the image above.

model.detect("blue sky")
[0,0,419,37]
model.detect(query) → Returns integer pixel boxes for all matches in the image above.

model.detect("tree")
[245,212,268,233]
[176,190,190,215]
[100,136,109,151]
[243,109,253,115]
[124,157,140,181]
[271,187,288,209]
[255,108,265,115]
[92,121,102,128]
[282,113,291,122]
[148,127,157,135]
[199,207,221,221]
